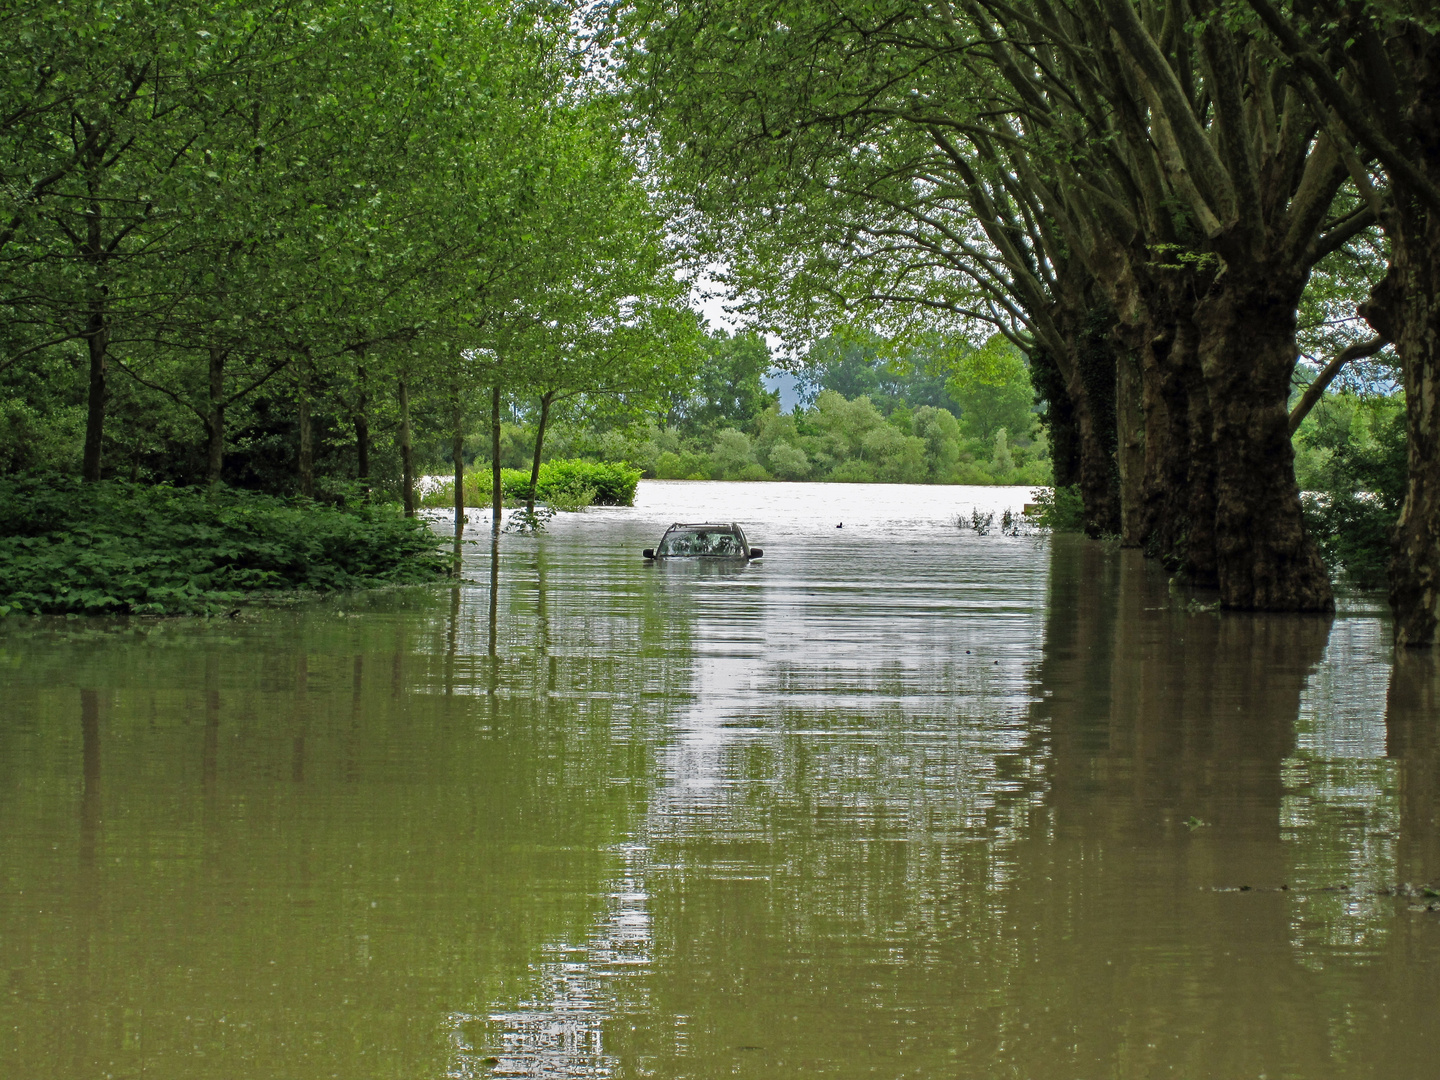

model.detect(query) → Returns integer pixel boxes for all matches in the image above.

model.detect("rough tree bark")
[1197,264,1333,610]
[1375,36,1440,646]
[1366,206,1440,644]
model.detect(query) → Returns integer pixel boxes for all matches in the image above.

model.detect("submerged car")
[643,522,763,560]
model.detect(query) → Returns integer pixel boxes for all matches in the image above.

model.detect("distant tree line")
[474,326,1050,486]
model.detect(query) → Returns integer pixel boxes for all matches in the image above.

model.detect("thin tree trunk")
[354,360,370,491]
[81,170,107,482]
[453,394,465,573]
[527,391,553,516]
[398,376,415,517]
[297,359,314,498]
[81,304,108,481]
[490,384,503,535]
[205,347,227,486]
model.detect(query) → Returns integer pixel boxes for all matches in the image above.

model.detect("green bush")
[1300,408,1407,588]
[0,475,449,616]
[1030,485,1086,532]
[423,459,642,511]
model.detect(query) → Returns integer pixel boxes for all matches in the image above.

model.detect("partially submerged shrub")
[0,475,448,616]
[419,459,641,511]
[1029,485,1086,532]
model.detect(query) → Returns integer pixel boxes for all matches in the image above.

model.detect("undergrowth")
[0,475,448,616]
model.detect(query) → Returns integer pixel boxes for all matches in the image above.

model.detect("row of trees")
[604,0,1439,642]
[477,325,1046,484]
[2,0,700,527]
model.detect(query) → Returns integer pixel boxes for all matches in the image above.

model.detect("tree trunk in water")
[1116,346,1145,546]
[297,362,314,498]
[1060,308,1121,537]
[452,396,465,573]
[354,362,370,491]
[1368,200,1440,645]
[1105,261,1218,587]
[205,348,227,486]
[399,377,415,517]
[527,392,553,516]
[1133,288,1219,588]
[81,299,107,481]
[1028,346,1080,488]
[490,385,503,535]
[1195,270,1333,611]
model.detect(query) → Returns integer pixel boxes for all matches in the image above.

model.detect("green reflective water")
[2,481,1438,1079]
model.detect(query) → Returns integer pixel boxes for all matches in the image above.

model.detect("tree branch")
[1288,334,1388,435]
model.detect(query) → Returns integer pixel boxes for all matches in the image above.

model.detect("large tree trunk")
[1131,281,1219,589]
[1368,203,1440,645]
[1195,268,1333,611]
[1052,302,1121,537]
[398,377,415,517]
[526,392,553,517]
[1028,346,1081,488]
[81,298,107,482]
[490,385,503,535]
[205,348,227,486]
[1115,346,1145,547]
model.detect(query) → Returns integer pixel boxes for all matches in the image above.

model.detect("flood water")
[3,480,1439,1079]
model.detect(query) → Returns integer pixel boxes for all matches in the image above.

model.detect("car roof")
[664,522,740,530]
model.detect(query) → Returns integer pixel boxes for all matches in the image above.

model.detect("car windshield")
[657,528,743,556]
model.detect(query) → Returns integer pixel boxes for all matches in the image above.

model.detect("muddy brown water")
[2,480,1438,1078]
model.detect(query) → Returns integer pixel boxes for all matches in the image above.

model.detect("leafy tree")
[946,336,1035,443]
[667,330,777,434]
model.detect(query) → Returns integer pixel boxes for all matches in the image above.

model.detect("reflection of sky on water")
[446,482,1437,1077]
[1285,617,1399,957]
[446,842,654,1079]
[465,483,1050,1074]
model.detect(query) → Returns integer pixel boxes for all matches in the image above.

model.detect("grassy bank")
[0,475,448,616]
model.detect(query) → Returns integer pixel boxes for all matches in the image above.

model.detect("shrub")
[0,475,448,616]
[1300,408,1407,588]
[422,459,642,511]
[533,459,641,506]
[1030,485,1086,532]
